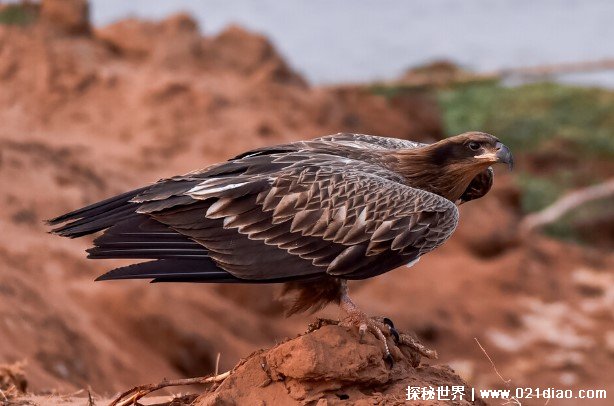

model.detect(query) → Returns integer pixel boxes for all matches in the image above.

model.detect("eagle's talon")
[383,317,395,329]
[384,353,394,368]
[389,326,400,343]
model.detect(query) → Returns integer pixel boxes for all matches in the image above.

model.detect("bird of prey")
[48,131,512,361]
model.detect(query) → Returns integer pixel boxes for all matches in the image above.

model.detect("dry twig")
[520,178,614,233]
[474,337,510,384]
[214,353,221,377]
[474,338,524,405]
[87,387,95,406]
[108,371,230,406]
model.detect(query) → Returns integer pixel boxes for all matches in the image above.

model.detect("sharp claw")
[383,317,395,328]
[382,317,400,342]
[384,352,394,368]
[389,326,400,343]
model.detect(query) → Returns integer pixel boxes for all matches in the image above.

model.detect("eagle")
[48,131,512,362]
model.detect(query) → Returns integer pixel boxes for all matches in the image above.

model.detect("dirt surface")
[3,325,485,406]
[1,1,613,405]
[194,324,484,406]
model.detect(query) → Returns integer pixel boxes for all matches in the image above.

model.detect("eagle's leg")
[338,282,396,364]
[338,281,438,366]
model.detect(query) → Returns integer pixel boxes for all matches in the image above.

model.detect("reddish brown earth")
[4,325,486,405]
[193,325,485,406]
[1,2,613,405]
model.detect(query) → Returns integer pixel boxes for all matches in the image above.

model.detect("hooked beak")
[495,142,514,170]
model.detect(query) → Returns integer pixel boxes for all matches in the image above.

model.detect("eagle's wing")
[103,152,457,282]
[49,135,458,283]
[314,133,427,150]
[231,133,426,161]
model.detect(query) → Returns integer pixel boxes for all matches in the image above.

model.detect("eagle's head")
[392,131,513,203]
[431,131,513,171]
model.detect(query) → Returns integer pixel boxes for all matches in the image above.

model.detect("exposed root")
[108,371,230,406]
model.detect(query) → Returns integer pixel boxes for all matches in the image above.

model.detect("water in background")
[91,0,614,87]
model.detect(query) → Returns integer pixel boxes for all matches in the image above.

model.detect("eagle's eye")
[468,141,481,151]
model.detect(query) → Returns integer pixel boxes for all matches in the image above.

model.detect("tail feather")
[47,186,150,238]
[52,206,137,238]
[93,215,182,242]
[87,216,210,260]
[95,255,317,284]
[96,258,235,281]
[88,249,208,260]
[47,186,149,225]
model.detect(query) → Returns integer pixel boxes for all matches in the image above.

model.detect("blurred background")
[0,0,612,403]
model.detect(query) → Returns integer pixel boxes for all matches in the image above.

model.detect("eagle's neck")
[388,147,484,202]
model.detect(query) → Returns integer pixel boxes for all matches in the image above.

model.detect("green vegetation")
[437,82,614,158]
[0,4,37,26]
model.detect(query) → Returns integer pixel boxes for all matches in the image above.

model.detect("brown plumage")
[48,131,513,315]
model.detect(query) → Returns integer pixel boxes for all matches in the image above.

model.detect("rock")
[204,25,307,86]
[97,13,202,65]
[40,0,90,35]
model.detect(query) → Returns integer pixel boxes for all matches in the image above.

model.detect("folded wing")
[48,135,459,283]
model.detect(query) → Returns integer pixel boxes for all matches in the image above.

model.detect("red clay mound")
[197,325,483,405]
[109,324,484,406]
